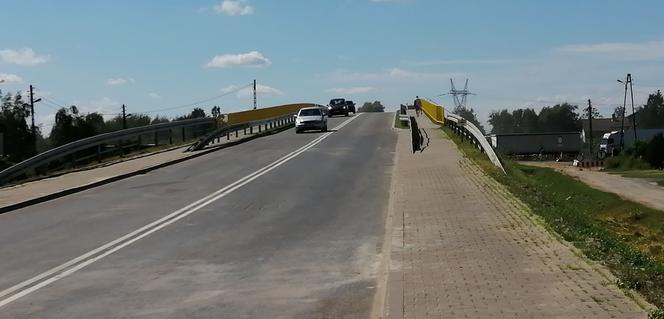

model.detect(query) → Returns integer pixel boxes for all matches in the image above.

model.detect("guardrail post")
[117,139,123,157]
[250,126,253,134]
[154,132,158,147]
[226,131,230,140]
[169,130,173,144]
[235,130,238,138]
[181,127,186,142]
[97,144,102,163]
[258,125,261,133]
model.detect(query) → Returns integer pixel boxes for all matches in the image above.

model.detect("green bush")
[606,134,664,170]
[605,155,651,170]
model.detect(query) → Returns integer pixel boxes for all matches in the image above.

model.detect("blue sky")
[1,0,664,133]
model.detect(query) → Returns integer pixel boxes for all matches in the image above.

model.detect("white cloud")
[148,92,161,99]
[0,48,49,66]
[107,77,135,86]
[213,0,254,16]
[0,73,23,83]
[556,40,664,61]
[206,51,270,68]
[325,87,376,94]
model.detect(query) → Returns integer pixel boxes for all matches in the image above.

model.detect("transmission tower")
[442,79,475,109]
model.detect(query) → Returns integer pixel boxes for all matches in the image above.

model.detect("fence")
[417,99,505,173]
[0,118,216,184]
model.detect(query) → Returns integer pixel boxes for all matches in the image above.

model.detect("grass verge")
[393,111,408,129]
[442,125,664,311]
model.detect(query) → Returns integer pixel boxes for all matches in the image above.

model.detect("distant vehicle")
[295,107,327,133]
[599,129,664,155]
[327,98,349,117]
[345,100,356,114]
[487,132,582,159]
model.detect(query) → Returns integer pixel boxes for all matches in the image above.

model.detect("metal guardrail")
[445,112,506,173]
[0,118,215,184]
[188,113,296,152]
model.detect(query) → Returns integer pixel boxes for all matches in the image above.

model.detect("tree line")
[453,90,664,135]
[0,89,216,169]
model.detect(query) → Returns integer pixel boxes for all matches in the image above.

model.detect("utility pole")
[618,74,637,150]
[122,104,128,130]
[587,99,593,158]
[253,79,257,110]
[28,85,42,154]
[628,74,637,142]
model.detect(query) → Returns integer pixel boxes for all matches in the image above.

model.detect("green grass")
[393,111,409,129]
[605,155,652,170]
[442,126,664,311]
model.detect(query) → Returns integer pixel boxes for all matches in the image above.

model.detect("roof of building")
[580,118,632,134]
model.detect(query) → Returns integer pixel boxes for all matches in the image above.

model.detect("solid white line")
[0,113,362,309]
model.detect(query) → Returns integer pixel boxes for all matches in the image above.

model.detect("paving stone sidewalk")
[0,125,265,210]
[385,118,650,318]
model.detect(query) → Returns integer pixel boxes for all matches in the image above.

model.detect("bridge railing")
[0,118,216,185]
[188,113,296,152]
[0,103,319,185]
[419,99,505,173]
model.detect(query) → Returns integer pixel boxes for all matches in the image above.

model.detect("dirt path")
[521,161,664,212]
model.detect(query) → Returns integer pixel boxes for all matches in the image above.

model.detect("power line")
[142,83,253,114]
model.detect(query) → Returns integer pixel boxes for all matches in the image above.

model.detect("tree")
[537,103,580,132]
[176,108,207,120]
[358,101,385,112]
[489,104,581,134]
[190,108,206,118]
[0,90,36,164]
[612,106,625,121]
[580,105,600,120]
[103,113,152,132]
[49,106,105,147]
[488,109,514,134]
[150,116,170,125]
[634,90,664,128]
[211,106,221,117]
[453,105,485,133]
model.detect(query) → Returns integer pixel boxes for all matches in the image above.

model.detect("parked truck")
[599,129,664,155]
[487,132,582,159]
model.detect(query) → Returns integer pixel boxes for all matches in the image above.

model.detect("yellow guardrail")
[418,99,445,125]
[226,103,317,125]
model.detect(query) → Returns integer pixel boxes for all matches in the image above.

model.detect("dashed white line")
[0,114,363,309]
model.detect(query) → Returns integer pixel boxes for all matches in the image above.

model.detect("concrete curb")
[373,129,405,319]
[0,125,293,215]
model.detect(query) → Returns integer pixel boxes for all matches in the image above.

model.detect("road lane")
[0,116,351,292]
[1,113,397,318]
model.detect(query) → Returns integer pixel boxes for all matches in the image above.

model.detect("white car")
[295,107,327,133]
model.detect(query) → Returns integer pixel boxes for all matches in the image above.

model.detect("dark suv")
[345,100,356,114]
[327,98,349,117]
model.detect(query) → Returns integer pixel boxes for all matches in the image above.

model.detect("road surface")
[0,113,396,318]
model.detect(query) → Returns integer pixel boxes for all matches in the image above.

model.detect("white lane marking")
[0,113,362,309]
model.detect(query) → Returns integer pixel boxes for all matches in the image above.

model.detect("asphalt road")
[0,113,397,318]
